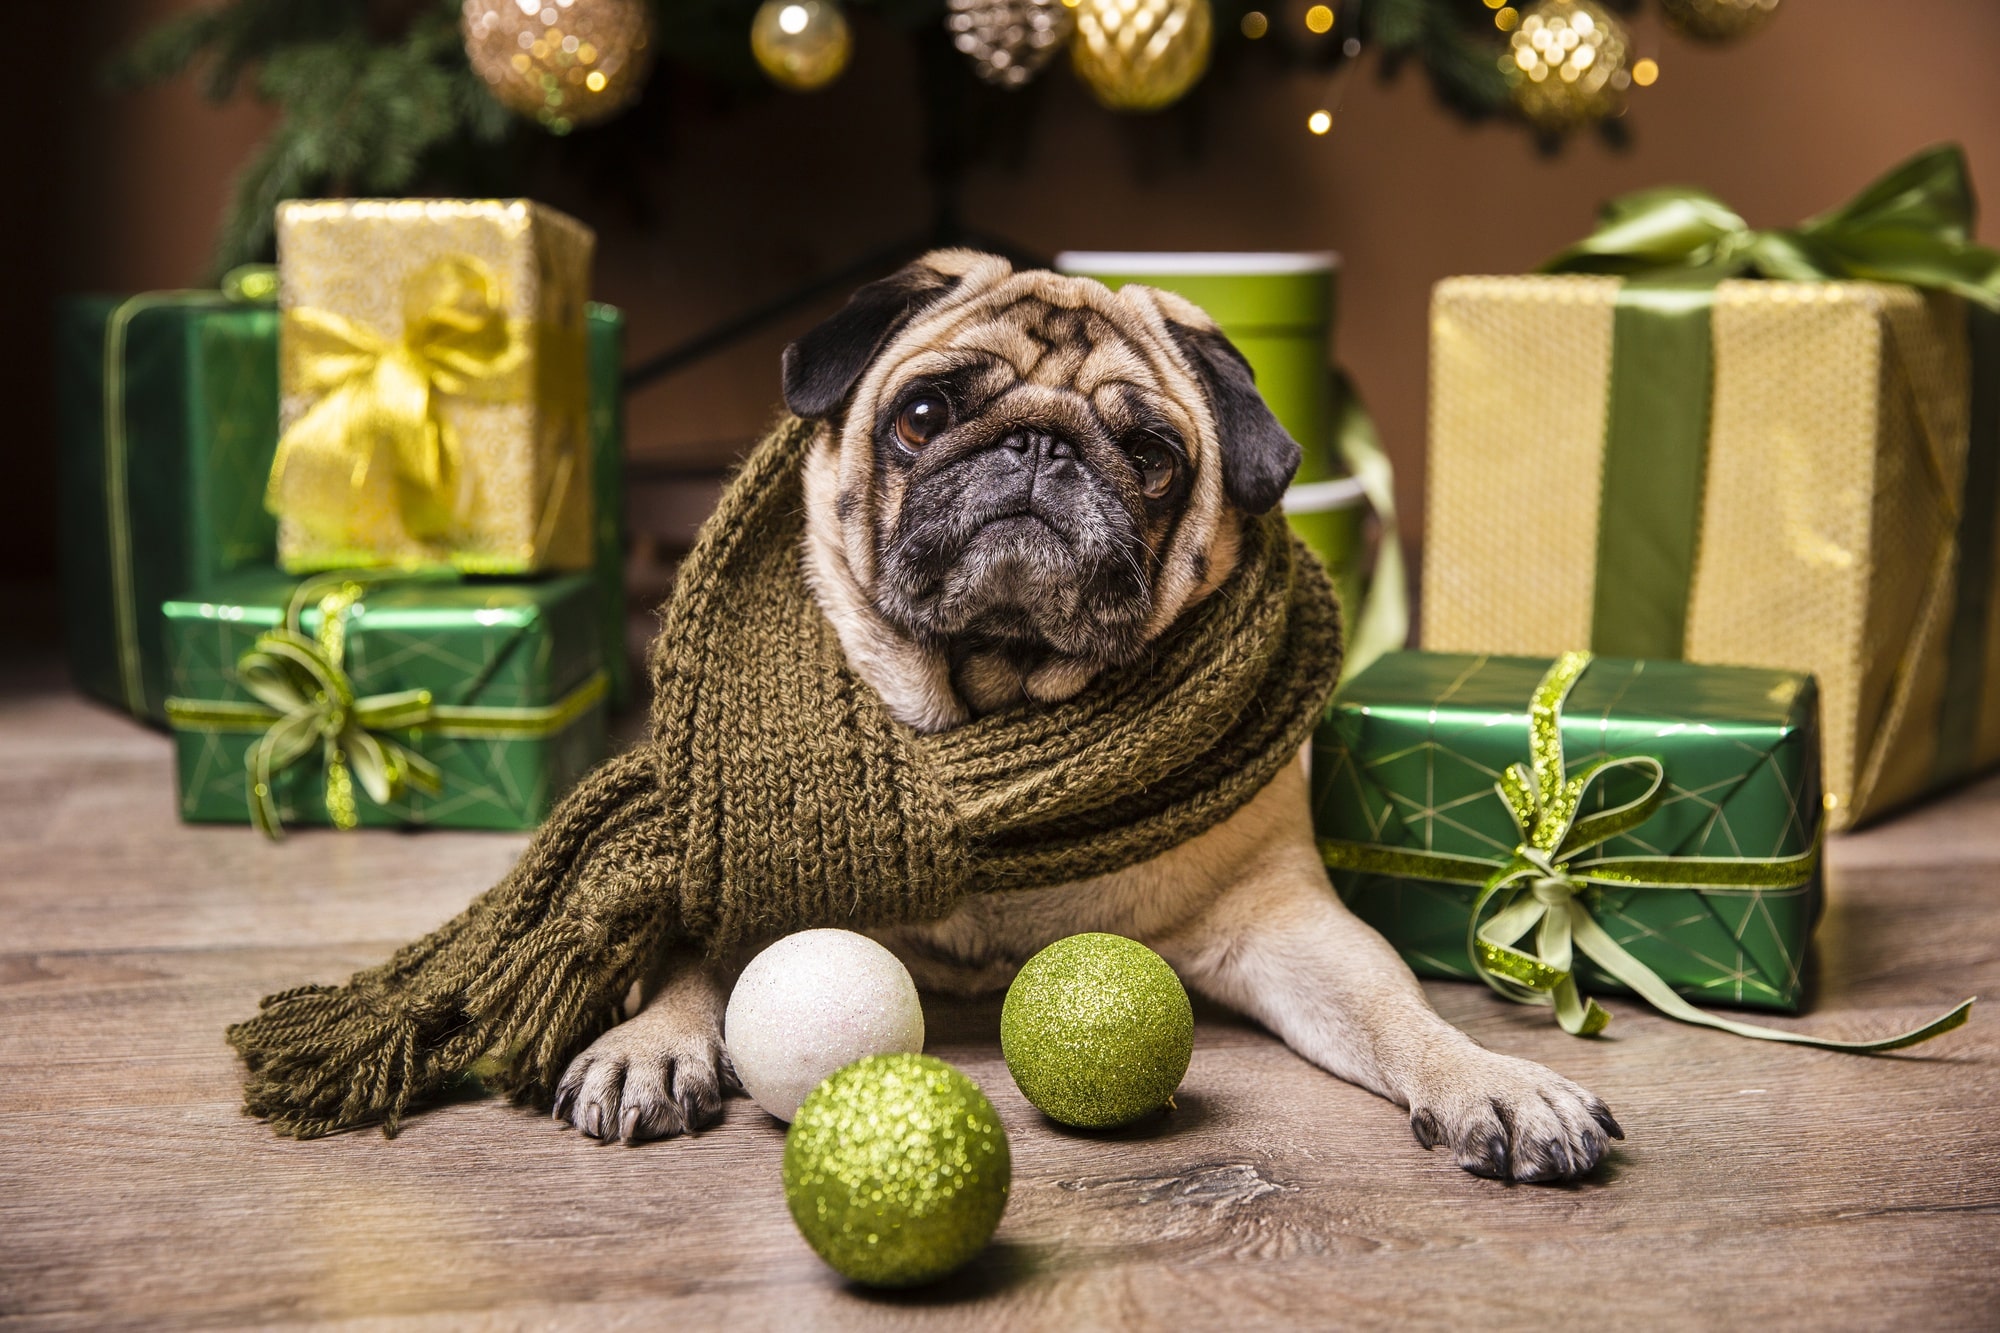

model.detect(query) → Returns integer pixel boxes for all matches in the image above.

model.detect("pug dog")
[553,251,1622,1181]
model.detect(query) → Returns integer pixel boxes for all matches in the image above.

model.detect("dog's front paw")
[1406,1048,1622,1183]
[552,1018,733,1144]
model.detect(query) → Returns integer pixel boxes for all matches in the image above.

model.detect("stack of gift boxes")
[1312,146,1995,1043]
[59,198,629,836]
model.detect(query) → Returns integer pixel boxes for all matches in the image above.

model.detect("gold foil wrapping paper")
[1424,275,2000,828]
[273,199,595,575]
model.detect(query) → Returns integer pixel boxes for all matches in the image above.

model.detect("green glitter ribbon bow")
[1321,652,1975,1051]
[179,574,443,838]
[1542,143,2000,304]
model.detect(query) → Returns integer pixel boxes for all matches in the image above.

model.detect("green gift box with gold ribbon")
[1314,650,1971,1050]
[163,570,609,833]
[1422,145,2000,830]
[56,273,283,723]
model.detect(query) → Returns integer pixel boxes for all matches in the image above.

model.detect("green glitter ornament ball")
[1001,932,1194,1128]
[782,1054,1011,1287]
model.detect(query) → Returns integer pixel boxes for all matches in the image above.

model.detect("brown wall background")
[15,0,2000,599]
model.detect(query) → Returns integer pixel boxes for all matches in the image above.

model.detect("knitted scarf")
[229,415,1342,1138]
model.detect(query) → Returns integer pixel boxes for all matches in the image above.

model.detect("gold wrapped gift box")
[1424,275,2000,828]
[272,198,596,575]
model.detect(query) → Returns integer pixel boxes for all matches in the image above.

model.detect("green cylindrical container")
[1054,252,1366,618]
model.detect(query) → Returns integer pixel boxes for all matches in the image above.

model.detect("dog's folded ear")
[782,259,965,418]
[1168,322,1303,516]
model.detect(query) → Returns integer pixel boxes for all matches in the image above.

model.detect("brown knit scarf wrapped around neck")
[228,415,1342,1138]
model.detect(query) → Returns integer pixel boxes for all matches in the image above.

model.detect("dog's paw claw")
[555,1022,727,1144]
[1408,1050,1618,1184]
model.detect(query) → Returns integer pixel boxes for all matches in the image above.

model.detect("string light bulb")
[1307,109,1333,135]
[1304,4,1334,33]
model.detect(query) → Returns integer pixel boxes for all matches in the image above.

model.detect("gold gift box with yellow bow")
[271,199,595,575]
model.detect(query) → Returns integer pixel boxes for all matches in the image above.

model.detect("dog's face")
[785,250,1301,717]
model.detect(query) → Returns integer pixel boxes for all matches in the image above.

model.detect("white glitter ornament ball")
[725,929,926,1122]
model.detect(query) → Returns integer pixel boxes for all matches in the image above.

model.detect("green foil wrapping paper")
[1312,651,1824,1012]
[163,571,608,831]
[56,295,281,722]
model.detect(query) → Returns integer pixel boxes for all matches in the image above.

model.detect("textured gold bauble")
[946,0,1076,88]
[1502,0,1632,132]
[1659,0,1780,43]
[1071,0,1215,113]
[461,0,653,134]
[751,0,854,93]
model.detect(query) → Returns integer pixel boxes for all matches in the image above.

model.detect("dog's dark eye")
[895,394,950,449]
[1132,439,1178,500]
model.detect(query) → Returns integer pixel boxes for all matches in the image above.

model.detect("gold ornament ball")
[751,0,854,93]
[783,1054,1011,1288]
[1659,0,1780,43]
[1502,0,1632,133]
[1071,0,1216,113]
[947,0,1077,89]
[461,0,653,134]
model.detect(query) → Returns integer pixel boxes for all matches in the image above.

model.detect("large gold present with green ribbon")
[163,570,608,834]
[1421,145,2000,829]
[271,199,595,576]
[1314,650,1972,1050]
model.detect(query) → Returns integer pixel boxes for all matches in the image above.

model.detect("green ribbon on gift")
[1321,652,1975,1050]
[1543,144,2000,785]
[221,573,444,838]
[99,264,278,718]
[165,569,610,839]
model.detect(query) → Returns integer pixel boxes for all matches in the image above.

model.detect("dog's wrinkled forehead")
[860,277,1192,435]
[924,289,1163,388]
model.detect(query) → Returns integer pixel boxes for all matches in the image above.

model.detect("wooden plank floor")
[3,662,1997,1331]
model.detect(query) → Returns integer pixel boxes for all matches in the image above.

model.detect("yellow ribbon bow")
[267,255,529,547]
[1323,652,1974,1052]
[235,576,443,839]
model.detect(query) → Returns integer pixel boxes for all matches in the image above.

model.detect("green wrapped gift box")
[57,293,631,723]
[163,570,608,832]
[57,291,282,722]
[1312,651,1824,1013]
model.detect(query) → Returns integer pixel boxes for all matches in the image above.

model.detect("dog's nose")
[1000,430,1078,463]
